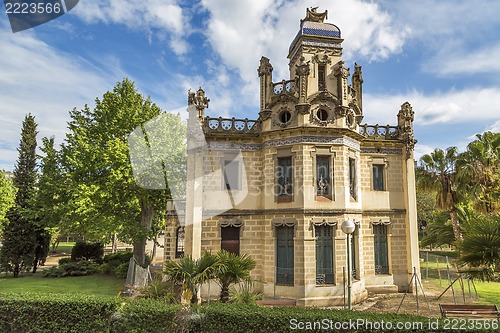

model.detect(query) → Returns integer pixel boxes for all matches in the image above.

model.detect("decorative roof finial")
[302,7,328,23]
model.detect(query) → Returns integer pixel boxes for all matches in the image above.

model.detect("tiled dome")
[289,21,341,53]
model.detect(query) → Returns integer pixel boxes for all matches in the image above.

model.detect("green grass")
[51,241,75,254]
[426,250,459,258]
[0,273,124,296]
[473,280,500,305]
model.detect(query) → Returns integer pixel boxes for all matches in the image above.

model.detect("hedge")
[193,303,499,333]
[0,294,497,332]
[0,293,118,333]
[0,293,179,333]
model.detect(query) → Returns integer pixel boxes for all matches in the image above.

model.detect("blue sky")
[1,0,499,171]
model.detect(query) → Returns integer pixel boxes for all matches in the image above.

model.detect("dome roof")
[288,21,342,54]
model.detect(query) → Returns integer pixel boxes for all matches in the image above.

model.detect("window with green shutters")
[315,225,334,284]
[276,225,294,285]
[373,224,389,274]
[276,156,293,198]
[372,164,385,191]
[349,158,357,200]
[316,156,331,197]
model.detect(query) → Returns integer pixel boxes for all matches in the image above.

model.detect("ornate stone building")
[165,7,420,306]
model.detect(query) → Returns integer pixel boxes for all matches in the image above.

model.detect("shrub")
[58,257,74,265]
[42,260,99,278]
[0,293,118,332]
[113,263,129,279]
[138,274,178,303]
[103,251,133,264]
[71,241,104,262]
[0,293,180,333]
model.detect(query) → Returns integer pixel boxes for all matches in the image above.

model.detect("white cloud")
[0,26,113,171]
[485,120,500,133]
[425,43,500,77]
[363,88,500,126]
[200,0,409,91]
[72,0,189,55]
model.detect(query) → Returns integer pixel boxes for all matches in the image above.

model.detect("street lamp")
[341,218,356,310]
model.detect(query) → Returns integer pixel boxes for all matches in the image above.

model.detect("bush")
[0,293,118,332]
[98,251,133,279]
[42,260,99,278]
[113,263,129,279]
[58,257,74,265]
[104,251,133,264]
[71,241,104,262]
[0,293,180,333]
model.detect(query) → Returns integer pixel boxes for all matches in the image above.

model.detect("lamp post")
[341,218,356,310]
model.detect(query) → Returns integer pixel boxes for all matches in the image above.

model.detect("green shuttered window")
[315,225,334,284]
[276,226,294,285]
[374,224,389,274]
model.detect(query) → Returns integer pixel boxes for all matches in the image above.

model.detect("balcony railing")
[359,124,399,140]
[272,79,296,95]
[204,117,260,135]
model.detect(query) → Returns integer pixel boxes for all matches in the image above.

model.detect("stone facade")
[166,7,420,306]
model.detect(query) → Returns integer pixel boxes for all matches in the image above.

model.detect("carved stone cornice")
[295,103,311,115]
[309,91,338,105]
[267,93,299,109]
[312,53,331,65]
[259,109,273,121]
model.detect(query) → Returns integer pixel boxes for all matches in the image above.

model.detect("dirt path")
[355,278,483,317]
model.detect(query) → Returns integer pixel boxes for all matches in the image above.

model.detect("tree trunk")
[220,286,230,303]
[133,199,155,267]
[450,207,462,242]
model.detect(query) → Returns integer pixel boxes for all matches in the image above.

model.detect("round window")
[279,110,292,123]
[316,109,329,121]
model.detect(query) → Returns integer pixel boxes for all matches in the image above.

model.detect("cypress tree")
[0,114,38,277]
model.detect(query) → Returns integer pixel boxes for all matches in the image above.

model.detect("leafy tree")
[419,211,455,248]
[30,137,62,272]
[61,78,186,266]
[456,131,500,214]
[419,147,462,241]
[164,252,221,304]
[0,171,16,235]
[457,214,500,281]
[214,250,256,303]
[0,114,38,277]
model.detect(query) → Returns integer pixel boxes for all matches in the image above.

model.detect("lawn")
[0,273,124,297]
[51,241,75,255]
[473,280,500,305]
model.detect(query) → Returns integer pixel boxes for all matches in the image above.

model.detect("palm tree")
[456,132,500,214]
[215,250,256,303]
[164,251,221,304]
[457,214,500,281]
[419,147,462,241]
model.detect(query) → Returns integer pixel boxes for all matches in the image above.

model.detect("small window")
[373,164,385,191]
[316,109,329,121]
[276,226,294,285]
[318,64,326,91]
[315,225,334,284]
[279,111,291,124]
[223,158,240,190]
[276,156,293,198]
[221,226,240,255]
[175,227,185,258]
[349,158,357,200]
[350,228,358,279]
[316,156,331,196]
[374,224,389,274]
